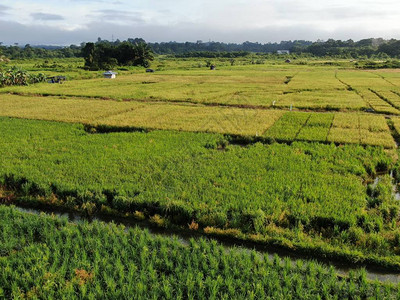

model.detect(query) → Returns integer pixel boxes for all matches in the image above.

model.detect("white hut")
[103,71,117,79]
[277,50,290,55]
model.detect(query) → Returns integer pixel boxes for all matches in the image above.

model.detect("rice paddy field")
[2,206,398,299]
[0,67,391,111]
[2,58,400,112]
[2,57,400,297]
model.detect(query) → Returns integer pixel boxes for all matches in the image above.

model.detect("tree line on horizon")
[1,37,400,61]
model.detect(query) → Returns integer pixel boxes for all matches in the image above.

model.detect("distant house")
[277,50,290,55]
[103,71,117,79]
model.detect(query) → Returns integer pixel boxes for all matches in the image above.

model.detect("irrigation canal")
[5,203,400,284]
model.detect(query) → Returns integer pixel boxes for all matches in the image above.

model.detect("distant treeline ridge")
[1,37,400,59]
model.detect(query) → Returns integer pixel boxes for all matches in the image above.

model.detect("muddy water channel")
[371,171,400,201]
[8,204,400,284]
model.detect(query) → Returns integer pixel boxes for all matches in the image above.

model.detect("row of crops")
[360,89,400,114]
[3,67,400,113]
[264,112,395,148]
[336,71,400,115]
[0,206,398,299]
[3,59,400,298]
[0,93,397,148]
[0,69,366,111]
[2,117,400,268]
[371,89,400,111]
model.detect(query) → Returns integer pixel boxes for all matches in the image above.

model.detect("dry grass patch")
[97,103,284,136]
[0,93,283,137]
[0,94,140,123]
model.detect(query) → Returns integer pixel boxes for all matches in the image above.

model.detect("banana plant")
[0,67,47,86]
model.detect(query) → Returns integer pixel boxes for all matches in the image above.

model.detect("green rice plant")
[0,117,399,267]
[359,115,390,132]
[296,113,334,142]
[336,70,394,90]
[331,113,359,129]
[306,113,334,127]
[391,117,400,137]
[327,113,395,148]
[296,126,330,142]
[335,70,400,114]
[360,130,396,148]
[276,89,365,110]
[359,89,400,115]
[327,126,360,144]
[371,90,400,110]
[264,112,310,141]
[0,205,398,299]
[0,93,394,147]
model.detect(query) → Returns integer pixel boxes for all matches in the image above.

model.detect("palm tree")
[133,42,154,68]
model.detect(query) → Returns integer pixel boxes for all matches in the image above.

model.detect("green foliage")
[0,66,46,87]
[175,51,251,58]
[377,40,400,57]
[1,117,399,266]
[0,44,81,59]
[295,38,400,58]
[82,41,154,70]
[356,60,400,69]
[265,112,311,141]
[265,113,338,143]
[1,38,400,61]
[0,206,397,299]
[0,118,377,228]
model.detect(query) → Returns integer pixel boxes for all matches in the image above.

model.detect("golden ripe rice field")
[0,93,396,148]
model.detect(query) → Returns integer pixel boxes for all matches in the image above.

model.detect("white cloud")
[31,13,64,21]
[0,0,399,44]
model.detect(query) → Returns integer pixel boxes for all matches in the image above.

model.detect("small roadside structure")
[285,59,291,63]
[146,69,155,73]
[277,50,290,55]
[103,71,117,79]
[48,76,66,84]
[210,65,216,70]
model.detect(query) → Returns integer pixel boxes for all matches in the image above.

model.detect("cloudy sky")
[0,0,399,45]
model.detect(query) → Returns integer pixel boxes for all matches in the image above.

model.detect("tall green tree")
[81,41,154,70]
[81,42,96,69]
[378,40,400,57]
[132,42,154,67]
